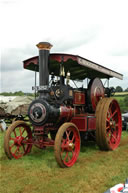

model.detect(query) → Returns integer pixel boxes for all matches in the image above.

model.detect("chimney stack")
[36,42,52,98]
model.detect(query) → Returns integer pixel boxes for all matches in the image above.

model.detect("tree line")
[0,91,34,96]
[114,86,128,92]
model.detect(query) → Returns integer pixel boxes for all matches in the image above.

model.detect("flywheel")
[87,78,105,112]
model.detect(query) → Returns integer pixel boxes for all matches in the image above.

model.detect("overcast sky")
[0,0,128,93]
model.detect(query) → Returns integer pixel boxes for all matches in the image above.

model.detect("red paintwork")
[71,116,87,131]
[23,53,123,80]
[50,53,77,63]
[59,106,74,122]
[24,56,38,69]
[73,92,85,105]
[23,54,77,69]
[32,125,54,148]
[88,116,96,131]
[71,114,96,131]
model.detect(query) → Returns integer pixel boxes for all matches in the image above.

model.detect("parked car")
[122,112,128,130]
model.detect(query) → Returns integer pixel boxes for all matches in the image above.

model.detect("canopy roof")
[23,53,123,80]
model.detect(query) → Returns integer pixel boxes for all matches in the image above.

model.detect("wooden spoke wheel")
[4,121,32,159]
[54,123,81,168]
[96,98,122,150]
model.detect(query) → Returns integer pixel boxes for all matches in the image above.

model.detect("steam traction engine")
[4,42,123,167]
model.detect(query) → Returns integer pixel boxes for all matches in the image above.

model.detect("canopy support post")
[107,78,109,88]
[35,67,37,99]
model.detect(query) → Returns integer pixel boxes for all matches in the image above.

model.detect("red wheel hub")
[14,136,25,146]
[62,139,75,152]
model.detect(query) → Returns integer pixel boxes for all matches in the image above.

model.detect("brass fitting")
[36,42,53,50]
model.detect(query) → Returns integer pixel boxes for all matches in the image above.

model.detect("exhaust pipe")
[36,42,52,98]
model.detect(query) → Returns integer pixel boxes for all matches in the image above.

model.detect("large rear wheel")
[4,121,32,159]
[96,98,122,150]
[54,123,81,168]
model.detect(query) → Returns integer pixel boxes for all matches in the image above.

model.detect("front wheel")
[54,122,81,168]
[4,121,32,159]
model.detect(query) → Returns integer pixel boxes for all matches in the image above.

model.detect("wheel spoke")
[61,139,66,148]
[70,135,75,143]
[22,128,25,135]
[111,133,117,142]
[23,135,29,141]
[14,146,19,155]
[66,131,69,140]
[10,137,15,141]
[66,130,71,140]
[64,152,69,162]
[107,111,111,119]
[106,118,110,122]
[67,154,71,162]
[9,143,15,149]
[110,110,117,119]
[17,147,21,154]
[19,127,22,136]
[106,125,110,130]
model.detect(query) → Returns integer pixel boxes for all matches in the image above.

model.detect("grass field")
[114,96,125,100]
[0,131,128,193]
[113,95,128,113]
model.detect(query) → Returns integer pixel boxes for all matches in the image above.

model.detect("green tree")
[124,88,128,92]
[115,86,123,92]
[14,91,24,96]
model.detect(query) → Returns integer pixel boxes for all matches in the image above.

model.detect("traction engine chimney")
[36,42,53,98]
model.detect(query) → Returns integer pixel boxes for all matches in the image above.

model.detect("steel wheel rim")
[96,98,122,151]
[105,100,122,150]
[96,98,107,149]
[60,126,80,167]
[8,124,32,159]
